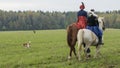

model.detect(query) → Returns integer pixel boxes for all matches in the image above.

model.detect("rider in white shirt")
[89,9,98,17]
[87,9,104,45]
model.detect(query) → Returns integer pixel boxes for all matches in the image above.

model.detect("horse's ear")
[102,17,104,19]
[99,16,104,20]
[100,17,104,19]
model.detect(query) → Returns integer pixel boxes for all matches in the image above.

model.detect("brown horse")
[67,23,78,59]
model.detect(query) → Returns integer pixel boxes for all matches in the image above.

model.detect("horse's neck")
[99,25,103,32]
[98,17,104,32]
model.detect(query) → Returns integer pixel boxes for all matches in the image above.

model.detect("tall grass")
[0,29,120,68]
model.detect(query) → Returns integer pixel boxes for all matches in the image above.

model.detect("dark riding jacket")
[87,15,99,26]
[77,10,87,18]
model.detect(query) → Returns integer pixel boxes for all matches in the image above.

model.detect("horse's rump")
[77,29,98,46]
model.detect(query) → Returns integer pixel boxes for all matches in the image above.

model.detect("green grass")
[0,29,120,68]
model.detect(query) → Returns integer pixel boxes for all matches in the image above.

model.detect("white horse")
[77,17,105,61]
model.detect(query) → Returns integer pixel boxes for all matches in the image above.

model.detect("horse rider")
[89,9,98,17]
[86,9,103,45]
[76,2,91,57]
[76,2,87,29]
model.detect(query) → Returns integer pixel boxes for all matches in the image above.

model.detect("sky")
[0,0,120,12]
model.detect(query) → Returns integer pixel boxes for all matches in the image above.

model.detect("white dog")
[23,41,31,48]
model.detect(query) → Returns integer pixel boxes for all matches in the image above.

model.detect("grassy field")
[0,29,120,68]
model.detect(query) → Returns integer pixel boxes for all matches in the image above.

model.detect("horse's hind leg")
[84,44,91,59]
[73,47,77,59]
[94,45,102,58]
[68,47,72,60]
[78,43,82,61]
[83,43,91,57]
[68,46,77,60]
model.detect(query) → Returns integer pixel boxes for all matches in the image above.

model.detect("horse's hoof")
[87,54,91,58]
[68,56,71,60]
[78,58,81,61]
[75,56,78,59]
[86,57,90,60]
[94,56,97,58]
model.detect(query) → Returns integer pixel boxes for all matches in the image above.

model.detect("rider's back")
[87,15,99,26]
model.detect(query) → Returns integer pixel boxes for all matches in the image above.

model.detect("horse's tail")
[67,24,78,47]
[77,29,84,45]
[67,23,78,57]
[67,25,72,47]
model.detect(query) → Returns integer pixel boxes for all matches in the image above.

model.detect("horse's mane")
[98,17,105,31]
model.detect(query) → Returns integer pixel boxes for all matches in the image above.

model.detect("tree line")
[0,10,120,31]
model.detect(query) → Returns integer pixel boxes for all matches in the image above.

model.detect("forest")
[0,10,120,31]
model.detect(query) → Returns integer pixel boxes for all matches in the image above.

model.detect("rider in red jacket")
[76,2,87,29]
[76,2,91,57]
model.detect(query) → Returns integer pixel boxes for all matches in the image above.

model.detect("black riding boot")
[98,37,104,45]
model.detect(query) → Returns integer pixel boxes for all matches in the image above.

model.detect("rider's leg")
[98,36,103,45]
[98,30,104,45]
